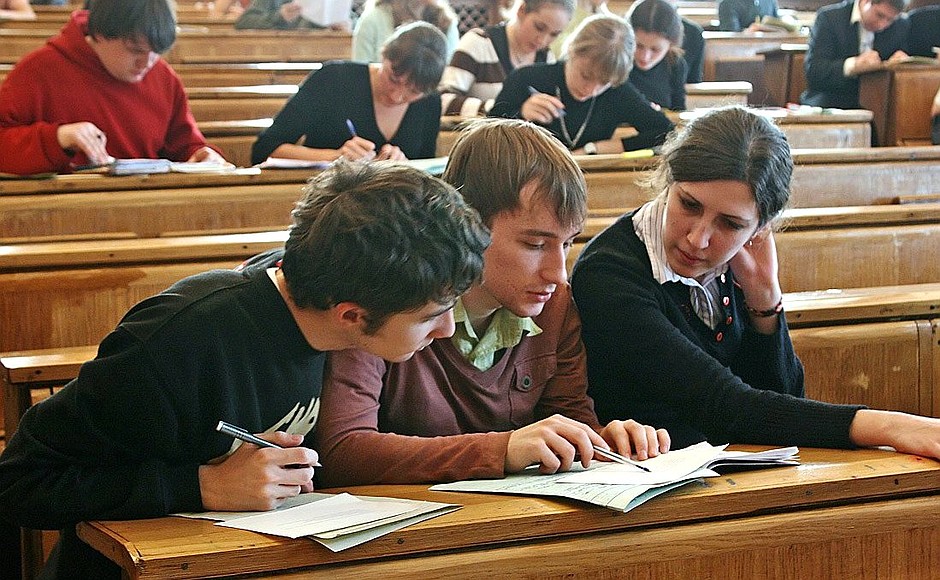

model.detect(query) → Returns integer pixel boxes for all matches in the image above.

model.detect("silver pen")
[593,445,652,472]
[216,420,321,467]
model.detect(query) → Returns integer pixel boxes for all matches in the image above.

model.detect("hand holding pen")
[522,86,566,125]
[197,421,320,511]
[339,118,377,161]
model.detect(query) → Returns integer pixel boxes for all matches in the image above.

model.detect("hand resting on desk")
[198,431,319,511]
[505,414,670,475]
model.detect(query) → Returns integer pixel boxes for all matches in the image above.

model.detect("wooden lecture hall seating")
[3,2,940,578]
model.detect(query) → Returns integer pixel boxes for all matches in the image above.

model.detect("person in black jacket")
[628,0,689,111]
[490,13,674,154]
[571,106,940,456]
[801,0,910,109]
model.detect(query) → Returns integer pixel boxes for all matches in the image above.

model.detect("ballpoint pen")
[527,85,565,116]
[216,421,321,467]
[345,118,358,138]
[593,445,652,472]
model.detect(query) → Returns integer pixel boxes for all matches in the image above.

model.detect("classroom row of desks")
[3,18,938,146]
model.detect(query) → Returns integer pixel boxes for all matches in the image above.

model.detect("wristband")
[746,297,784,317]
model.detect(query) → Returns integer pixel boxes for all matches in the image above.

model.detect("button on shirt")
[451,298,543,371]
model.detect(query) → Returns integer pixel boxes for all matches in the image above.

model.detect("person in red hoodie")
[0,0,226,175]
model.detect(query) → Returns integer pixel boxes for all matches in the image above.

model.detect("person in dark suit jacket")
[907,5,940,56]
[801,0,910,109]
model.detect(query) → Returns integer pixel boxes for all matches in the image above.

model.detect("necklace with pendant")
[556,87,596,149]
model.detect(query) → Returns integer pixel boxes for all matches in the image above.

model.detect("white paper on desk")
[558,443,799,485]
[431,464,712,513]
[297,0,352,26]
[174,492,331,522]
[255,157,331,169]
[396,156,448,175]
[216,492,416,538]
[314,501,461,552]
[169,161,238,174]
[175,493,460,551]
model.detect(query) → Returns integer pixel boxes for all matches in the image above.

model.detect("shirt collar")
[851,0,862,24]
[451,297,542,371]
[632,197,727,292]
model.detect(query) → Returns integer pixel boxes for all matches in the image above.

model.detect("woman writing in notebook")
[571,106,940,458]
[250,21,446,165]
[489,13,673,154]
[438,0,575,116]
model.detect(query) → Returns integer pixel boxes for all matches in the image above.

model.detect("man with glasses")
[0,0,227,176]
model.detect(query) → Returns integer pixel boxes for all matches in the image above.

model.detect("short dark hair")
[870,0,907,14]
[652,106,792,226]
[87,0,177,54]
[443,118,587,231]
[281,161,489,333]
[381,21,448,95]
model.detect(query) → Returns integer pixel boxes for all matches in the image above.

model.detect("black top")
[0,249,326,579]
[489,62,674,151]
[570,207,863,449]
[628,56,689,111]
[251,61,442,164]
[908,5,940,57]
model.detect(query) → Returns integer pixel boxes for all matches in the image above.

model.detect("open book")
[431,443,798,513]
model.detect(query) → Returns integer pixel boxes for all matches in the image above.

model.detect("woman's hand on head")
[729,226,781,304]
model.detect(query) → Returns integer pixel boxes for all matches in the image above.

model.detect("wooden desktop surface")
[77,447,940,579]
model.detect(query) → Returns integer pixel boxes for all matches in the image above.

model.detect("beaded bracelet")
[746,297,784,317]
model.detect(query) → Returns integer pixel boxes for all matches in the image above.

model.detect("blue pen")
[345,118,358,138]
[527,86,565,116]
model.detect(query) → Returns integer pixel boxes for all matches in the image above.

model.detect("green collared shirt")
[451,298,543,371]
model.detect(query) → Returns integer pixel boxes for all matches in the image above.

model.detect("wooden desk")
[76,447,940,579]
[759,43,808,107]
[858,63,940,146]
[701,31,808,103]
[0,29,351,64]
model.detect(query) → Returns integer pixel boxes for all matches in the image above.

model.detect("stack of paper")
[431,443,799,513]
[176,492,460,552]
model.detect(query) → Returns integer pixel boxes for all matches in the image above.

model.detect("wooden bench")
[187,84,297,122]
[570,203,940,291]
[0,62,320,88]
[4,281,937,444]
[0,231,288,353]
[3,146,939,243]
[0,28,351,64]
[579,146,940,210]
